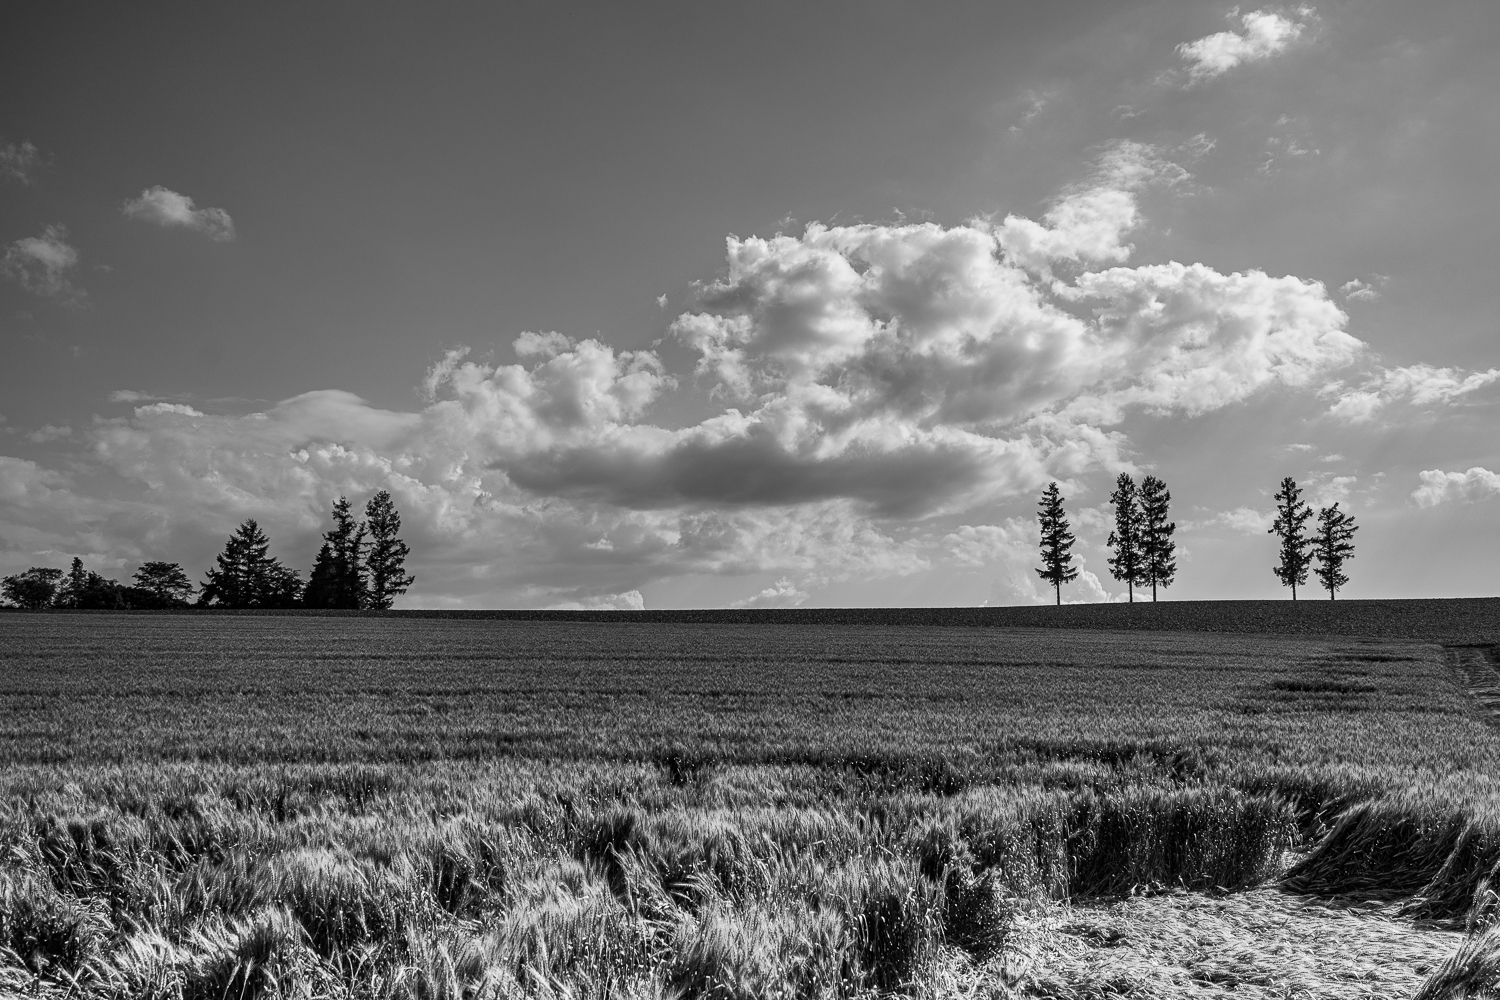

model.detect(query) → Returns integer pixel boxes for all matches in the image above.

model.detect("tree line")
[0,490,414,611]
[1036,474,1357,604]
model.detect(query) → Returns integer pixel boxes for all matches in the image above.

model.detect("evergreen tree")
[364,490,415,609]
[303,542,339,608]
[1034,482,1079,606]
[132,562,194,607]
[1,567,63,609]
[200,519,303,608]
[57,557,90,608]
[304,497,367,609]
[1269,477,1315,600]
[1138,475,1177,602]
[1312,503,1358,600]
[1106,472,1146,602]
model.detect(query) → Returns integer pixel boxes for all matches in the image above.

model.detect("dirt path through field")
[1444,644,1500,722]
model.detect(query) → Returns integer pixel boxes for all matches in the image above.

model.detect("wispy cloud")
[122,186,235,241]
[1,225,85,304]
[1325,364,1500,423]
[1178,9,1309,82]
[0,140,41,184]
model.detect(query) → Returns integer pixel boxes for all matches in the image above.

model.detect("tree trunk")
[1055,581,1060,606]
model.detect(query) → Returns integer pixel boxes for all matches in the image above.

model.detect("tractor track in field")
[1444,644,1500,724]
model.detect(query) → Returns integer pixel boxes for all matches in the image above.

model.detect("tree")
[200,519,303,608]
[1,567,63,609]
[1138,475,1177,602]
[364,490,415,609]
[1312,503,1358,600]
[1034,482,1079,606]
[303,497,367,609]
[57,557,90,608]
[1269,476,1315,600]
[1106,473,1146,602]
[132,561,194,607]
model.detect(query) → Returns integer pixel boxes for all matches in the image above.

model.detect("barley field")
[2,610,1499,998]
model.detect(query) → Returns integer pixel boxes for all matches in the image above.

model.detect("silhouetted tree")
[200,519,303,608]
[1,567,63,609]
[132,561,194,607]
[1270,476,1314,600]
[1313,503,1358,600]
[1107,473,1146,602]
[303,497,366,609]
[364,490,414,609]
[1139,475,1177,602]
[1035,482,1079,606]
[57,557,90,608]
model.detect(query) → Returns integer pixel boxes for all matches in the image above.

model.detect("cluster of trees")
[1269,476,1358,600]
[1037,473,1177,605]
[0,490,414,611]
[1036,473,1357,603]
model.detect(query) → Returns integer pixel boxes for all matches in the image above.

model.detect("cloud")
[1185,506,1273,534]
[729,577,809,608]
[1340,278,1383,303]
[544,590,645,611]
[942,521,1036,568]
[1,225,85,303]
[25,425,72,444]
[0,140,41,184]
[0,150,1396,606]
[996,141,1186,274]
[1412,468,1500,508]
[1325,364,1500,422]
[122,186,235,241]
[1178,9,1308,81]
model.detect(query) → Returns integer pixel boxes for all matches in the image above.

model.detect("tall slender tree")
[1106,472,1146,602]
[1138,475,1177,602]
[1035,482,1078,606]
[57,557,89,608]
[364,490,415,609]
[1269,476,1314,600]
[303,497,367,609]
[1312,503,1358,600]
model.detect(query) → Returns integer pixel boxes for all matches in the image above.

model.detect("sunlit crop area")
[1,613,1497,997]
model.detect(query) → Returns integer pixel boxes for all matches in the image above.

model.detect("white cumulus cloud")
[122,186,235,241]
[729,577,809,608]
[1178,9,1308,81]
[1412,468,1500,508]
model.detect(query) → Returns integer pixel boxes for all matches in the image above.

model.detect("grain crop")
[0,610,1496,997]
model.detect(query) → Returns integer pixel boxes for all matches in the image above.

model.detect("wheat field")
[2,612,1498,998]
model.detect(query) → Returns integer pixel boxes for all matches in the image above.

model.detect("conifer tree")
[57,557,89,608]
[1269,477,1314,600]
[1138,475,1177,602]
[1034,481,1078,606]
[304,497,366,609]
[200,519,303,608]
[1106,473,1146,602]
[364,490,415,609]
[1312,503,1358,600]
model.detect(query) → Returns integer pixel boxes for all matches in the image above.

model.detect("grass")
[1,611,1498,997]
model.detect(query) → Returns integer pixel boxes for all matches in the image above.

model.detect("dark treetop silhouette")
[1035,481,1079,605]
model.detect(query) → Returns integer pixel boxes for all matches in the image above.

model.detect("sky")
[2,0,1499,609]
